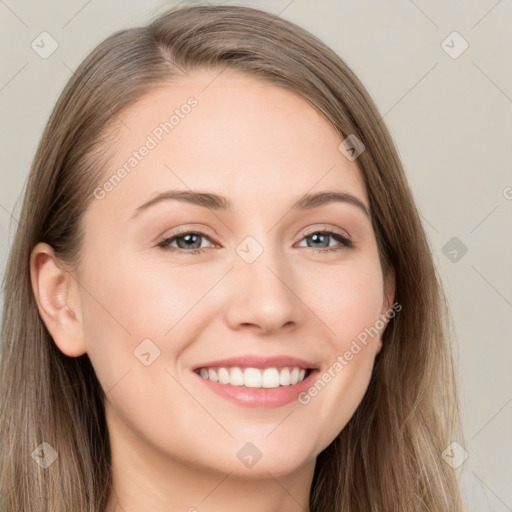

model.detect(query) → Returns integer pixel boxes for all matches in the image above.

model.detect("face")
[66,69,394,478]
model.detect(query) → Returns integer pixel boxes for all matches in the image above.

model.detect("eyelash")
[157,228,354,255]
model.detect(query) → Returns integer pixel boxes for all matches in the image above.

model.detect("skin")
[31,68,394,512]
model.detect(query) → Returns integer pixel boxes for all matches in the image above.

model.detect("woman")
[0,4,465,511]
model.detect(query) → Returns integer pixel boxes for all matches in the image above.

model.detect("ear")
[375,266,396,355]
[30,242,87,357]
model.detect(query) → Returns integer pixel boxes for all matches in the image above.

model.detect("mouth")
[194,366,314,388]
[191,355,320,409]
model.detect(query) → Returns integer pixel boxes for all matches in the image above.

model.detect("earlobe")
[30,242,87,357]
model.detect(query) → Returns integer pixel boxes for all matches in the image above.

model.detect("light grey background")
[1,1,511,510]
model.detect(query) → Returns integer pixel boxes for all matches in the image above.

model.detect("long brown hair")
[0,4,465,511]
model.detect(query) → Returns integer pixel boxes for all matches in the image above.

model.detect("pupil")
[178,234,200,249]
[310,233,327,248]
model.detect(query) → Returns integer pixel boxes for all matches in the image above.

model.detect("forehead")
[91,68,368,219]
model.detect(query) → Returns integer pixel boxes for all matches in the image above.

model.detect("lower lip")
[193,370,318,409]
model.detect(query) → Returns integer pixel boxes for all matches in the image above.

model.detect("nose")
[222,243,303,335]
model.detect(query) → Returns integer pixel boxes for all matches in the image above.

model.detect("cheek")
[81,249,216,340]
[299,255,385,346]
[78,253,229,463]
[77,250,204,390]
[296,257,385,452]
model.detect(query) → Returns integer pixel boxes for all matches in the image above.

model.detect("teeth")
[244,368,262,388]
[279,367,291,386]
[197,366,309,388]
[262,368,279,388]
[218,367,230,384]
[230,367,244,386]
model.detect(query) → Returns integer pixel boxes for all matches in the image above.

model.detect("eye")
[157,230,216,255]
[157,228,353,255]
[296,230,353,253]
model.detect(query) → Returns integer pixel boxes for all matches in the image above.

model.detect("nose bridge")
[223,234,301,333]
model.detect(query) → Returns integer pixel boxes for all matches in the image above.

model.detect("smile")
[196,366,310,388]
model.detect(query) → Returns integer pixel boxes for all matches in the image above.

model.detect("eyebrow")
[131,190,370,219]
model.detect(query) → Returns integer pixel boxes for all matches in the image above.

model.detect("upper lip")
[193,355,320,371]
